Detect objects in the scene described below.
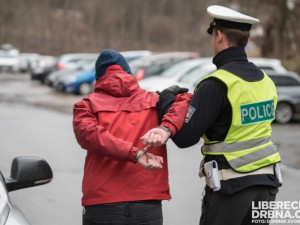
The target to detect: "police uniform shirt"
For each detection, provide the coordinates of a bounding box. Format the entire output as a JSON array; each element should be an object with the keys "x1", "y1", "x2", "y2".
[{"x1": 158, "y1": 47, "x2": 281, "y2": 194}]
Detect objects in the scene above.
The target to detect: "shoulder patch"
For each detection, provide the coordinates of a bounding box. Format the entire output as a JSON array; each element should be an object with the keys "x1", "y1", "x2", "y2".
[{"x1": 185, "y1": 106, "x2": 196, "y2": 123}]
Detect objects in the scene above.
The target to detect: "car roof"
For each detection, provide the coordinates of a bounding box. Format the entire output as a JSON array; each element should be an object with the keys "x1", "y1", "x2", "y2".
[
  {"x1": 266, "y1": 71, "x2": 300, "y2": 80},
  {"x1": 249, "y1": 57, "x2": 288, "y2": 73},
  {"x1": 129, "y1": 51, "x2": 200, "y2": 65},
  {"x1": 58, "y1": 53, "x2": 98, "y2": 62},
  {"x1": 158, "y1": 57, "x2": 213, "y2": 76},
  {"x1": 138, "y1": 58, "x2": 214, "y2": 84}
]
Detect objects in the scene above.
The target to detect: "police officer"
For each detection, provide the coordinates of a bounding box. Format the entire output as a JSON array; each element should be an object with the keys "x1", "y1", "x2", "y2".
[{"x1": 141, "y1": 5, "x2": 282, "y2": 225}]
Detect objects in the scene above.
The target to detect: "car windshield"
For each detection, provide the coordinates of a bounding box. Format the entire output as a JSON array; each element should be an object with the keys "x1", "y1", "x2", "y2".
[
  {"x1": 81, "y1": 61, "x2": 95, "y2": 71},
  {"x1": 0, "y1": 54, "x2": 16, "y2": 58},
  {"x1": 179, "y1": 66, "x2": 213, "y2": 83},
  {"x1": 129, "y1": 61, "x2": 146, "y2": 75},
  {"x1": 76, "y1": 59, "x2": 95, "y2": 70},
  {"x1": 160, "y1": 62, "x2": 191, "y2": 78}
]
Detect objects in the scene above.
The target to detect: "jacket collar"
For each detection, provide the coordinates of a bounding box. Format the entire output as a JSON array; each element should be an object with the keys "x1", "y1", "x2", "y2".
[
  {"x1": 213, "y1": 47, "x2": 248, "y2": 69},
  {"x1": 94, "y1": 65, "x2": 141, "y2": 97}
]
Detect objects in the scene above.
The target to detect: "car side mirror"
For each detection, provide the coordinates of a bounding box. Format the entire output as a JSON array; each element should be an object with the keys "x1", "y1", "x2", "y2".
[{"x1": 5, "y1": 156, "x2": 53, "y2": 192}]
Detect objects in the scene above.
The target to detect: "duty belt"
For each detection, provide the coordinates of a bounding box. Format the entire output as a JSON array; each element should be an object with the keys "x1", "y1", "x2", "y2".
[{"x1": 199, "y1": 164, "x2": 275, "y2": 181}]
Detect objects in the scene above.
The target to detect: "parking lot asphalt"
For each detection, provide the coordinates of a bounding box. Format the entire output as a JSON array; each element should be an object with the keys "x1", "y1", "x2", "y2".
[
  {"x1": 1, "y1": 73, "x2": 300, "y2": 225},
  {"x1": 1, "y1": 72, "x2": 300, "y2": 169},
  {"x1": 0, "y1": 73, "x2": 82, "y2": 114}
]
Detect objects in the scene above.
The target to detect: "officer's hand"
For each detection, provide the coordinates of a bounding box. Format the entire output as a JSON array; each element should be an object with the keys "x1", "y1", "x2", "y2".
[
  {"x1": 158, "y1": 85, "x2": 189, "y2": 95},
  {"x1": 138, "y1": 152, "x2": 163, "y2": 170}
]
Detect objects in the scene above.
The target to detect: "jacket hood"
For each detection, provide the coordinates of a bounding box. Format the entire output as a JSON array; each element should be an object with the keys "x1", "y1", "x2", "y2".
[
  {"x1": 89, "y1": 65, "x2": 158, "y2": 112},
  {"x1": 95, "y1": 65, "x2": 140, "y2": 97}
]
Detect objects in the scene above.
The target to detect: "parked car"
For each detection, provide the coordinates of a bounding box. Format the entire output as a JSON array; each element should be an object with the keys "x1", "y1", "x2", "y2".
[
  {"x1": 46, "y1": 57, "x2": 96, "y2": 87},
  {"x1": 129, "y1": 51, "x2": 200, "y2": 81},
  {"x1": 30, "y1": 55, "x2": 57, "y2": 83},
  {"x1": 0, "y1": 156, "x2": 53, "y2": 225},
  {"x1": 268, "y1": 71, "x2": 300, "y2": 123},
  {"x1": 121, "y1": 50, "x2": 152, "y2": 62},
  {"x1": 19, "y1": 53, "x2": 41, "y2": 73},
  {"x1": 31, "y1": 53, "x2": 97, "y2": 84},
  {"x1": 0, "y1": 44, "x2": 20, "y2": 73},
  {"x1": 138, "y1": 58, "x2": 214, "y2": 93},
  {"x1": 55, "y1": 53, "x2": 98, "y2": 70},
  {"x1": 139, "y1": 57, "x2": 290, "y2": 93},
  {"x1": 55, "y1": 64, "x2": 95, "y2": 95},
  {"x1": 53, "y1": 51, "x2": 147, "y2": 72},
  {"x1": 250, "y1": 57, "x2": 288, "y2": 73},
  {"x1": 55, "y1": 51, "x2": 150, "y2": 95}
]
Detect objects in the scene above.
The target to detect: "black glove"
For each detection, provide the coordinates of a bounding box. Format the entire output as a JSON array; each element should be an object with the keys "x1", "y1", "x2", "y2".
[
  {"x1": 157, "y1": 85, "x2": 189, "y2": 95},
  {"x1": 156, "y1": 85, "x2": 188, "y2": 121}
]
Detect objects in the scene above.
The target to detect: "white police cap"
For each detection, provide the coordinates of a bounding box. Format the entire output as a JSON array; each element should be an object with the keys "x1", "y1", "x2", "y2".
[{"x1": 207, "y1": 5, "x2": 259, "y2": 34}]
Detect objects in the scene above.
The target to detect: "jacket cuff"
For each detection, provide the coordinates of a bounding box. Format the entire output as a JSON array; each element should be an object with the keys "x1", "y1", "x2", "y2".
[
  {"x1": 128, "y1": 147, "x2": 139, "y2": 163},
  {"x1": 160, "y1": 121, "x2": 177, "y2": 137}
]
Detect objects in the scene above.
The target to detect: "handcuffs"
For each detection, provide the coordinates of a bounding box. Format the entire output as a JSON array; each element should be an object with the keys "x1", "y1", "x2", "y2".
[{"x1": 135, "y1": 145, "x2": 151, "y2": 162}]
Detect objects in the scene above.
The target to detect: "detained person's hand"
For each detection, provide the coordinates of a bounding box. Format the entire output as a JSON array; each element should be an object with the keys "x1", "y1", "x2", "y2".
[
  {"x1": 140, "y1": 127, "x2": 170, "y2": 147},
  {"x1": 138, "y1": 152, "x2": 164, "y2": 170}
]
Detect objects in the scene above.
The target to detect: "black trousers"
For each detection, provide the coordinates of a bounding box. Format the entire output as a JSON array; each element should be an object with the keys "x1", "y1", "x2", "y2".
[
  {"x1": 200, "y1": 185, "x2": 278, "y2": 225},
  {"x1": 83, "y1": 200, "x2": 163, "y2": 225}
]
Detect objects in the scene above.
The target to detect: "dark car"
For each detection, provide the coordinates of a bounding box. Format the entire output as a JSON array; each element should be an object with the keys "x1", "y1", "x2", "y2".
[
  {"x1": 29, "y1": 55, "x2": 57, "y2": 83},
  {"x1": 129, "y1": 51, "x2": 200, "y2": 81},
  {"x1": 0, "y1": 156, "x2": 53, "y2": 224},
  {"x1": 46, "y1": 57, "x2": 96, "y2": 87},
  {"x1": 268, "y1": 71, "x2": 300, "y2": 123},
  {"x1": 31, "y1": 53, "x2": 98, "y2": 84}
]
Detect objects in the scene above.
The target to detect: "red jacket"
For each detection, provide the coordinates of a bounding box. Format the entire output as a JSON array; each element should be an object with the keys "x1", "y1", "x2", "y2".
[{"x1": 73, "y1": 65, "x2": 190, "y2": 206}]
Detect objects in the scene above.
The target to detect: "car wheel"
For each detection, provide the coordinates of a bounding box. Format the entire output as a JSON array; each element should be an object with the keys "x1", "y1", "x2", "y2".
[
  {"x1": 275, "y1": 102, "x2": 293, "y2": 124},
  {"x1": 78, "y1": 82, "x2": 92, "y2": 95}
]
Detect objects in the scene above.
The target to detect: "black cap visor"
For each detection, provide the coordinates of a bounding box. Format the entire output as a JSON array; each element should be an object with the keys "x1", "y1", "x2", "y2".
[{"x1": 207, "y1": 19, "x2": 252, "y2": 35}]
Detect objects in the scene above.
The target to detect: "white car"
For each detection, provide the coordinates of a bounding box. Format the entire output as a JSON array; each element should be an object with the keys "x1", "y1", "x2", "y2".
[
  {"x1": 56, "y1": 53, "x2": 98, "y2": 70},
  {"x1": 138, "y1": 57, "x2": 289, "y2": 93},
  {"x1": 138, "y1": 58, "x2": 214, "y2": 93},
  {"x1": 19, "y1": 53, "x2": 41, "y2": 73},
  {"x1": 0, "y1": 156, "x2": 52, "y2": 225},
  {"x1": 0, "y1": 48, "x2": 20, "y2": 73},
  {"x1": 250, "y1": 57, "x2": 287, "y2": 73}
]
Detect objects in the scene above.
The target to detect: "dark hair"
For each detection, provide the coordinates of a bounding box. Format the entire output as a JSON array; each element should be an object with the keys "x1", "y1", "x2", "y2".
[{"x1": 215, "y1": 25, "x2": 250, "y2": 47}]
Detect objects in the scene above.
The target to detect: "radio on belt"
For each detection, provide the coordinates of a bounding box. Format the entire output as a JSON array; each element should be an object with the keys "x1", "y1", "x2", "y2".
[{"x1": 204, "y1": 160, "x2": 221, "y2": 191}]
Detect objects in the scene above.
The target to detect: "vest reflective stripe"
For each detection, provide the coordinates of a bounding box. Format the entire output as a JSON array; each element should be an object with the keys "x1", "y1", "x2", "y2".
[
  {"x1": 203, "y1": 136, "x2": 270, "y2": 153},
  {"x1": 228, "y1": 144, "x2": 278, "y2": 169},
  {"x1": 201, "y1": 69, "x2": 281, "y2": 172}
]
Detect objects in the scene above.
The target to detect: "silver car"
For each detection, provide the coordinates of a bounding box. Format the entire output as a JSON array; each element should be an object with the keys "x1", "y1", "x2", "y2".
[
  {"x1": 0, "y1": 156, "x2": 53, "y2": 225},
  {"x1": 268, "y1": 71, "x2": 300, "y2": 123}
]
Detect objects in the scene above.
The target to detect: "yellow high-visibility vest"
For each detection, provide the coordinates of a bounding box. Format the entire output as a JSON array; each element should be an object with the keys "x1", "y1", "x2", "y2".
[{"x1": 200, "y1": 69, "x2": 281, "y2": 172}]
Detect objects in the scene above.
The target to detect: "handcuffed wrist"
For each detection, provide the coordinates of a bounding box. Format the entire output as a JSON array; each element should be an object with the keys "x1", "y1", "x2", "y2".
[
  {"x1": 135, "y1": 149, "x2": 145, "y2": 163},
  {"x1": 156, "y1": 125, "x2": 172, "y2": 137}
]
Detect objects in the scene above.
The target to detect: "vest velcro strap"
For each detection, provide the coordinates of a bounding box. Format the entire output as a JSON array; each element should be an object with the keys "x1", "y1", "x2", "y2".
[{"x1": 203, "y1": 136, "x2": 271, "y2": 153}]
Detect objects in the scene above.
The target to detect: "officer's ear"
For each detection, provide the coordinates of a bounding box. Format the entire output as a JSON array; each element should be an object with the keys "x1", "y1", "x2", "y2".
[
  {"x1": 215, "y1": 28, "x2": 221, "y2": 37},
  {"x1": 215, "y1": 29, "x2": 226, "y2": 42}
]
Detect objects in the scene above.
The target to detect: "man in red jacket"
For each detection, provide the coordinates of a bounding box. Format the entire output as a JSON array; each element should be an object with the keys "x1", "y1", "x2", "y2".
[{"x1": 73, "y1": 50, "x2": 190, "y2": 225}]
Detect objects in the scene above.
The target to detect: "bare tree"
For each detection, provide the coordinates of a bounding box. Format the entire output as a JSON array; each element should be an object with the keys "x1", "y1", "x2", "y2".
[{"x1": 0, "y1": 0, "x2": 299, "y2": 73}]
